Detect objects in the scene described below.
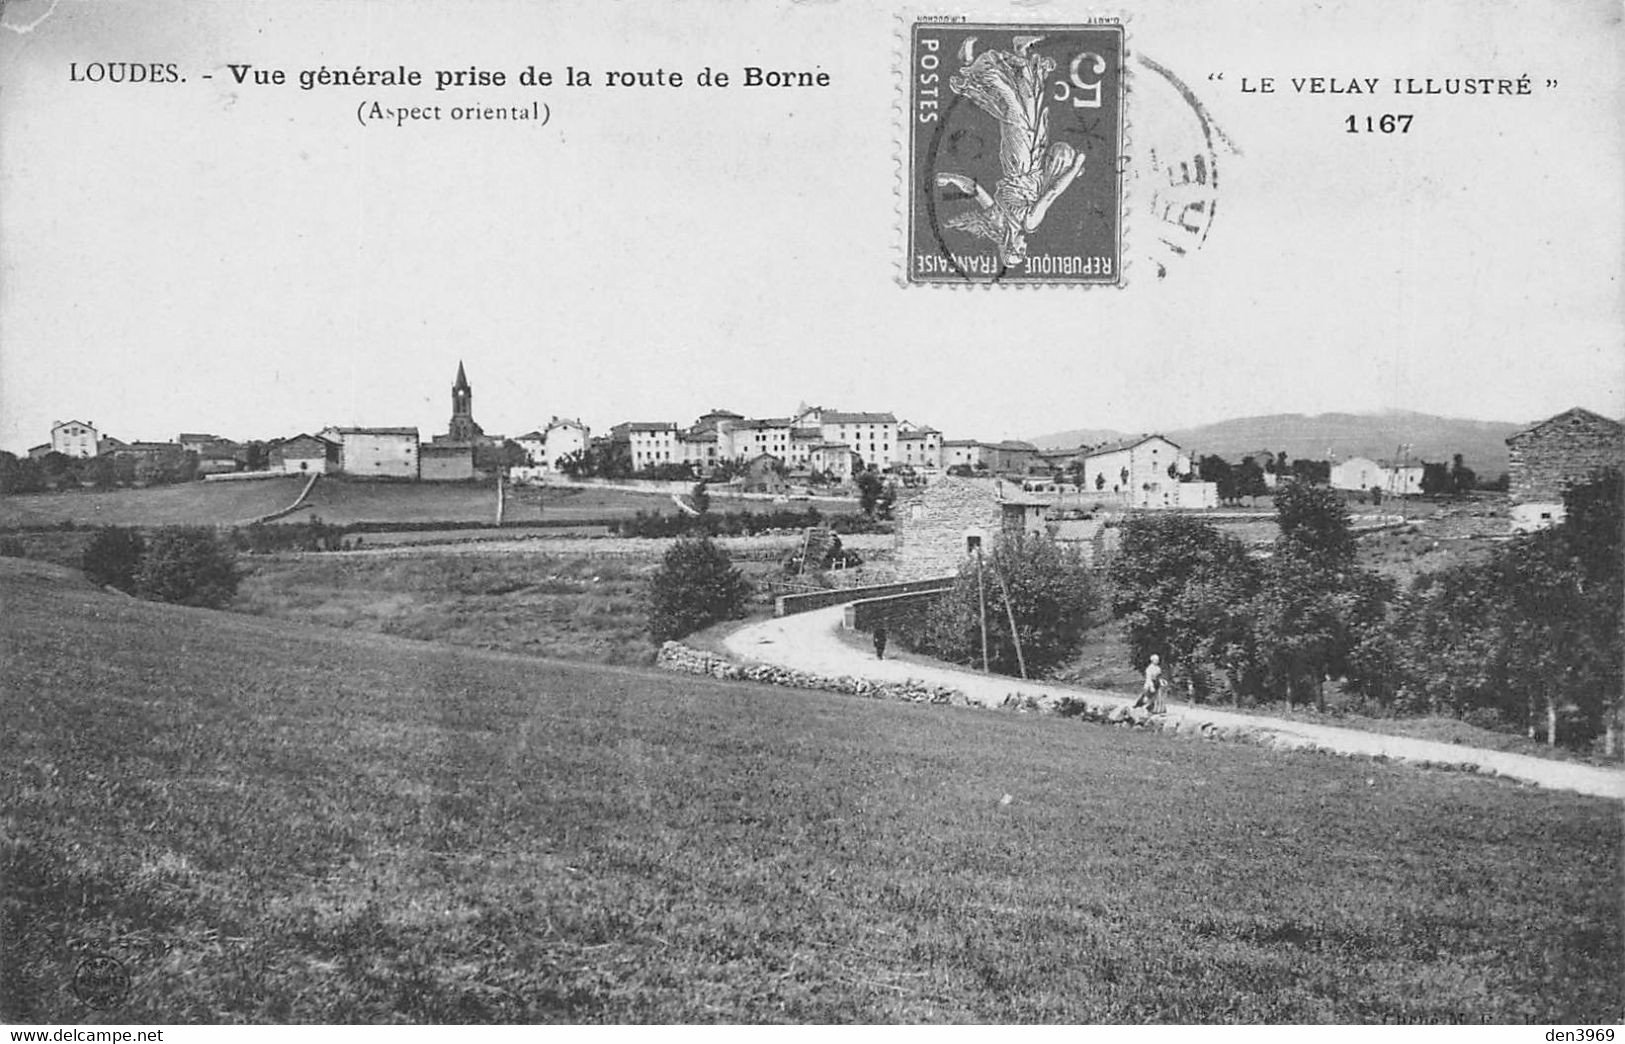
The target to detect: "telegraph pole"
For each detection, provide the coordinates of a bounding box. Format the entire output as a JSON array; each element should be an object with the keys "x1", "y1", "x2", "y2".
[
  {"x1": 975, "y1": 544, "x2": 991, "y2": 674},
  {"x1": 989, "y1": 550, "x2": 1029, "y2": 680}
]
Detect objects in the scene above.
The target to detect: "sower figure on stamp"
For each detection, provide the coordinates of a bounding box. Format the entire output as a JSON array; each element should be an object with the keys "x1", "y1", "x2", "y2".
[
  {"x1": 873, "y1": 624, "x2": 889, "y2": 661},
  {"x1": 934, "y1": 40, "x2": 1089, "y2": 266}
]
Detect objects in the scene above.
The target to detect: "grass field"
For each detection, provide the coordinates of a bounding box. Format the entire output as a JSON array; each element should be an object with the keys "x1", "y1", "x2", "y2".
[
  {"x1": 2, "y1": 558, "x2": 1619, "y2": 1023},
  {"x1": 0, "y1": 478, "x2": 306, "y2": 528},
  {"x1": 233, "y1": 552, "x2": 656, "y2": 665}
]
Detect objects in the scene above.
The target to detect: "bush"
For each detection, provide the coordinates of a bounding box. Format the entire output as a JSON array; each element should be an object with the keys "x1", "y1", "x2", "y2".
[
  {"x1": 0, "y1": 536, "x2": 25, "y2": 558},
  {"x1": 135, "y1": 527, "x2": 240, "y2": 608},
  {"x1": 81, "y1": 527, "x2": 146, "y2": 593},
  {"x1": 920, "y1": 534, "x2": 1098, "y2": 678},
  {"x1": 647, "y1": 537, "x2": 751, "y2": 643}
]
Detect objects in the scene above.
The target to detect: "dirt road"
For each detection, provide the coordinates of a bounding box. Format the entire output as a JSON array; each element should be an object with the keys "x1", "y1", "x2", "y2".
[{"x1": 725, "y1": 606, "x2": 1625, "y2": 801}]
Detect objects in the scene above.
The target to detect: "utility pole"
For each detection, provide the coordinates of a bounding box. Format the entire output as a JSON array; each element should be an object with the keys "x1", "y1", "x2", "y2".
[
  {"x1": 989, "y1": 550, "x2": 1029, "y2": 680},
  {"x1": 974, "y1": 544, "x2": 991, "y2": 674}
]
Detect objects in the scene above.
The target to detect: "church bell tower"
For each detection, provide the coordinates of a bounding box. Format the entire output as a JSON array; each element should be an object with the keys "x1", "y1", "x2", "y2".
[{"x1": 448, "y1": 360, "x2": 484, "y2": 442}]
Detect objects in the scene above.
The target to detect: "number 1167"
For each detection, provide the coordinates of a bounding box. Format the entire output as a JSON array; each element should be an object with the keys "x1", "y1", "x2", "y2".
[{"x1": 1347, "y1": 114, "x2": 1414, "y2": 133}]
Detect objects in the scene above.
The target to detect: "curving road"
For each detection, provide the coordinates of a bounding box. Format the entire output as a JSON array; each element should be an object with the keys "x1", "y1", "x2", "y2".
[{"x1": 725, "y1": 605, "x2": 1625, "y2": 801}]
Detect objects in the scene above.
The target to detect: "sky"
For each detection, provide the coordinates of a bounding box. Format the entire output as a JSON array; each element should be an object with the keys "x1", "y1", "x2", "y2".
[{"x1": 1, "y1": 0, "x2": 1621, "y2": 454}]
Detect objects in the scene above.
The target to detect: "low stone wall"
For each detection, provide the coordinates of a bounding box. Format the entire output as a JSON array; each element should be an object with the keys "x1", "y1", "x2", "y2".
[
  {"x1": 656, "y1": 641, "x2": 964, "y2": 705},
  {"x1": 843, "y1": 589, "x2": 950, "y2": 633},
  {"x1": 776, "y1": 576, "x2": 954, "y2": 617}
]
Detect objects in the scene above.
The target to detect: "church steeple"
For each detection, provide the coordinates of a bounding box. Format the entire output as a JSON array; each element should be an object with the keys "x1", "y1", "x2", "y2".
[{"x1": 448, "y1": 360, "x2": 483, "y2": 442}]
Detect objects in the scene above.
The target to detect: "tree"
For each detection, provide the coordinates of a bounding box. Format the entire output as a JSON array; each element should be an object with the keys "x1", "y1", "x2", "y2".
[
  {"x1": 1108, "y1": 513, "x2": 1261, "y2": 701},
  {"x1": 646, "y1": 537, "x2": 751, "y2": 643},
  {"x1": 134, "y1": 527, "x2": 239, "y2": 608},
  {"x1": 1273, "y1": 478, "x2": 1355, "y2": 567},
  {"x1": 1197, "y1": 455, "x2": 1237, "y2": 503},
  {"x1": 1235, "y1": 456, "x2": 1268, "y2": 503},
  {"x1": 1449, "y1": 453, "x2": 1477, "y2": 496},
  {"x1": 1420, "y1": 461, "x2": 1451, "y2": 496},
  {"x1": 82, "y1": 526, "x2": 146, "y2": 593},
  {"x1": 690, "y1": 480, "x2": 711, "y2": 514},
  {"x1": 921, "y1": 534, "x2": 1098, "y2": 677},
  {"x1": 1291, "y1": 458, "x2": 1331, "y2": 485},
  {"x1": 856, "y1": 468, "x2": 886, "y2": 518},
  {"x1": 1387, "y1": 470, "x2": 1621, "y2": 751}
]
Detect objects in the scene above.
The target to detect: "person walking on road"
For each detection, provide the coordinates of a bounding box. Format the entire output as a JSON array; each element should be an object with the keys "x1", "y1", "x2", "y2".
[
  {"x1": 873, "y1": 624, "x2": 889, "y2": 660},
  {"x1": 1139, "y1": 654, "x2": 1166, "y2": 714}
]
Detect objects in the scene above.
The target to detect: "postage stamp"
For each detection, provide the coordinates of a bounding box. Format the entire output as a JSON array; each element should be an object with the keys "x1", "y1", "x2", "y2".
[{"x1": 905, "y1": 19, "x2": 1126, "y2": 286}]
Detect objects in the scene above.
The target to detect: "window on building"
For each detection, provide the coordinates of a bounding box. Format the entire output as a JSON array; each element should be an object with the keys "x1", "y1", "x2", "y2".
[{"x1": 966, "y1": 534, "x2": 982, "y2": 554}]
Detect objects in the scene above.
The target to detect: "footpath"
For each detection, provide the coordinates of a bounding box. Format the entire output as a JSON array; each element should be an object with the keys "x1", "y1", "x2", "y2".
[{"x1": 723, "y1": 605, "x2": 1625, "y2": 801}]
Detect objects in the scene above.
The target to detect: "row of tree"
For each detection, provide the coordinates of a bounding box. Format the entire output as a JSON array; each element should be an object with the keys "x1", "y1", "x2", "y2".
[
  {"x1": 1, "y1": 449, "x2": 202, "y2": 493},
  {"x1": 1106, "y1": 473, "x2": 1620, "y2": 751}
]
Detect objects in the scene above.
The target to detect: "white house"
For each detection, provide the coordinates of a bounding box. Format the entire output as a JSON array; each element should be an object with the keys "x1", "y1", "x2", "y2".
[
  {"x1": 800, "y1": 410, "x2": 899, "y2": 470},
  {"x1": 328, "y1": 427, "x2": 419, "y2": 479},
  {"x1": 1082, "y1": 435, "x2": 1185, "y2": 499},
  {"x1": 614, "y1": 422, "x2": 679, "y2": 470},
  {"x1": 1330, "y1": 457, "x2": 1424, "y2": 496},
  {"x1": 542, "y1": 417, "x2": 589, "y2": 470},
  {"x1": 50, "y1": 420, "x2": 99, "y2": 458}
]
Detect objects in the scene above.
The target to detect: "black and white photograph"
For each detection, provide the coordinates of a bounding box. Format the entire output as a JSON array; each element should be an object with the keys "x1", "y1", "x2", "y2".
[{"x1": 1, "y1": 0, "x2": 1621, "y2": 1031}]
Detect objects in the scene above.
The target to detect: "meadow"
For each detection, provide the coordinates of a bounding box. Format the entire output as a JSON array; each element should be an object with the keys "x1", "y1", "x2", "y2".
[
  {"x1": 2, "y1": 558, "x2": 1619, "y2": 1023},
  {"x1": 0, "y1": 477, "x2": 306, "y2": 528}
]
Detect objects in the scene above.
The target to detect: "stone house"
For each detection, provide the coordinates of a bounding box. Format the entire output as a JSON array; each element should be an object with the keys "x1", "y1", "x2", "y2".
[
  {"x1": 893, "y1": 476, "x2": 1050, "y2": 580},
  {"x1": 269, "y1": 434, "x2": 335, "y2": 475},
  {"x1": 740, "y1": 453, "x2": 789, "y2": 493},
  {"x1": 897, "y1": 425, "x2": 943, "y2": 472},
  {"x1": 1506, "y1": 406, "x2": 1625, "y2": 531},
  {"x1": 419, "y1": 442, "x2": 476, "y2": 482}
]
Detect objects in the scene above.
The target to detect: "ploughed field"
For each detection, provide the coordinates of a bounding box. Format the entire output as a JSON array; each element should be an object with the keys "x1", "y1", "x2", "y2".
[{"x1": 2, "y1": 558, "x2": 1619, "y2": 1023}]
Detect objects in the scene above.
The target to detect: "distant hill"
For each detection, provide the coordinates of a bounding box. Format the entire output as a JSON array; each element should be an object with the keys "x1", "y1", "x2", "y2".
[{"x1": 1031, "y1": 411, "x2": 1527, "y2": 475}]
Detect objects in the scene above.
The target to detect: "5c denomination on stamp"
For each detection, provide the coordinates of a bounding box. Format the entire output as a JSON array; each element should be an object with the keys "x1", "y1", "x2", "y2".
[{"x1": 907, "y1": 20, "x2": 1125, "y2": 286}]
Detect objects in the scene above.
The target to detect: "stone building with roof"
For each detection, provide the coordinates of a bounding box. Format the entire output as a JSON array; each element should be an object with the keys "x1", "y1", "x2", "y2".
[
  {"x1": 1506, "y1": 406, "x2": 1625, "y2": 531},
  {"x1": 893, "y1": 476, "x2": 1051, "y2": 580}
]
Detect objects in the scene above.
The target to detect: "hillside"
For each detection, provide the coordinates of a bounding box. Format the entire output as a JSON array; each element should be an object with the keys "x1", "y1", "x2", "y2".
[
  {"x1": 1032, "y1": 411, "x2": 1527, "y2": 474},
  {"x1": 2, "y1": 560, "x2": 1619, "y2": 1023}
]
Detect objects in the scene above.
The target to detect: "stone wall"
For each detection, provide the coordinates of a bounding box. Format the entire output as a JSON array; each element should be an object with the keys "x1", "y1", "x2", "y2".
[
  {"x1": 842, "y1": 589, "x2": 951, "y2": 633},
  {"x1": 655, "y1": 641, "x2": 965, "y2": 705},
  {"x1": 776, "y1": 576, "x2": 954, "y2": 617},
  {"x1": 1507, "y1": 408, "x2": 1624, "y2": 505}
]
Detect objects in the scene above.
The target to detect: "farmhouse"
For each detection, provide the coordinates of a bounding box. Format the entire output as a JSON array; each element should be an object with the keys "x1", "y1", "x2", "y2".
[
  {"x1": 1330, "y1": 456, "x2": 1424, "y2": 496},
  {"x1": 1082, "y1": 435, "x2": 1187, "y2": 500},
  {"x1": 50, "y1": 420, "x2": 98, "y2": 458},
  {"x1": 419, "y1": 442, "x2": 476, "y2": 482},
  {"x1": 897, "y1": 424, "x2": 943, "y2": 472},
  {"x1": 1506, "y1": 406, "x2": 1625, "y2": 530},
  {"x1": 268, "y1": 434, "x2": 335, "y2": 475},
  {"x1": 326, "y1": 427, "x2": 420, "y2": 479},
  {"x1": 893, "y1": 476, "x2": 1050, "y2": 580}
]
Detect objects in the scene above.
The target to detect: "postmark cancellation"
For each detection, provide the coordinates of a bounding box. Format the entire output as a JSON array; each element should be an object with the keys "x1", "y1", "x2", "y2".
[{"x1": 905, "y1": 19, "x2": 1126, "y2": 286}]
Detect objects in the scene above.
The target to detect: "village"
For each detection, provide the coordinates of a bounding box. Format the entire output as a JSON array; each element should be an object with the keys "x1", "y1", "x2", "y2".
[{"x1": 15, "y1": 361, "x2": 1619, "y2": 540}]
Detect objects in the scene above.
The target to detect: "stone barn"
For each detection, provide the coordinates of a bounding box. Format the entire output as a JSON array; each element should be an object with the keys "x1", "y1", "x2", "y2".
[
  {"x1": 1506, "y1": 407, "x2": 1624, "y2": 531},
  {"x1": 893, "y1": 476, "x2": 1049, "y2": 581}
]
